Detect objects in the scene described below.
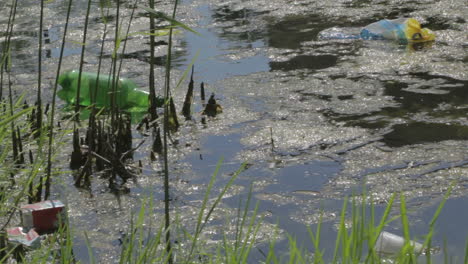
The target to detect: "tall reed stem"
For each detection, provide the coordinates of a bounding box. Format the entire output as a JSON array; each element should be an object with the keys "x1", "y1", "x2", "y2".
[
  {"x1": 0, "y1": 0, "x2": 18, "y2": 99},
  {"x1": 162, "y1": 1, "x2": 180, "y2": 263},
  {"x1": 0, "y1": 0, "x2": 16, "y2": 104},
  {"x1": 117, "y1": 0, "x2": 138, "y2": 82},
  {"x1": 84, "y1": 0, "x2": 110, "y2": 182},
  {"x1": 35, "y1": 0, "x2": 44, "y2": 137},
  {"x1": 110, "y1": 0, "x2": 120, "y2": 126},
  {"x1": 45, "y1": 0, "x2": 73, "y2": 200},
  {"x1": 148, "y1": 0, "x2": 158, "y2": 122},
  {"x1": 74, "y1": 0, "x2": 93, "y2": 121},
  {"x1": 3, "y1": 0, "x2": 18, "y2": 165}
]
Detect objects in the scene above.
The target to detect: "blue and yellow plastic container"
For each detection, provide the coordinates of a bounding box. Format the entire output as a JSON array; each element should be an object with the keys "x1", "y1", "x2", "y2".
[
  {"x1": 318, "y1": 18, "x2": 435, "y2": 43},
  {"x1": 360, "y1": 18, "x2": 435, "y2": 43}
]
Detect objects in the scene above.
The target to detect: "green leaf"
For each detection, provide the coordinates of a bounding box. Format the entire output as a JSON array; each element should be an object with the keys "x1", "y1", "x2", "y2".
[
  {"x1": 67, "y1": 40, "x2": 87, "y2": 46},
  {"x1": 139, "y1": 6, "x2": 201, "y2": 36},
  {"x1": 0, "y1": 107, "x2": 32, "y2": 128},
  {"x1": 128, "y1": 29, "x2": 174, "y2": 37},
  {"x1": 175, "y1": 50, "x2": 200, "y2": 90}
]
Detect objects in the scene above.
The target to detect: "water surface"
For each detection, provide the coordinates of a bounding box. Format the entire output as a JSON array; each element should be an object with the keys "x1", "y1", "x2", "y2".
[{"x1": 1, "y1": 0, "x2": 467, "y2": 262}]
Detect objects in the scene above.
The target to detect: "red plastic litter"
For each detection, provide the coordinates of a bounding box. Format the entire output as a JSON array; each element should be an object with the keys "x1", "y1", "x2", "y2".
[
  {"x1": 6, "y1": 227, "x2": 40, "y2": 249},
  {"x1": 21, "y1": 200, "x2": 66, "y2": 234}
]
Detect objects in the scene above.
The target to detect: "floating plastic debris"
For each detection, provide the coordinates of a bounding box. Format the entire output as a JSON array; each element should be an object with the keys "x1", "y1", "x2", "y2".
[
  {"x1": 361, "y1": 18, "x2": 435, "y2": 42},
  {"x1": 319, "y1": 18, "x2": 435, "y2": 44},
  {"x1": 6, "y1": 227, "x2": 41, "y2": 249},
  {"x1": 58, "y1": 70, "x2": 163, "y2": 112},
  {"x1": 375, "y1": 231, "x2": 424, "y2": 255},
  {"x1": 20, "y1": 200, "x2": 66, "y2": 234}
]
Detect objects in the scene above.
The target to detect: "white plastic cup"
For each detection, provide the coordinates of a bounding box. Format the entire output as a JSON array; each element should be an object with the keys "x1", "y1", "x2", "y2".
[{"x1": 375, "y1": 231, "x2": 424, "y2": 255}]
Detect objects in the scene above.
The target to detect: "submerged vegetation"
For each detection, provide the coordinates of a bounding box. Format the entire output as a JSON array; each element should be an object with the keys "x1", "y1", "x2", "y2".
[{"x1": 0, "y1": 0, "x2": 467, "y2": 263}]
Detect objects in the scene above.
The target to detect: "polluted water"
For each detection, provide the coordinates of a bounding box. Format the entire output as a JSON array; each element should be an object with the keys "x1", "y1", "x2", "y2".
[{"x1": 0, "y1": 0, "x2": 467, "y2": 262}]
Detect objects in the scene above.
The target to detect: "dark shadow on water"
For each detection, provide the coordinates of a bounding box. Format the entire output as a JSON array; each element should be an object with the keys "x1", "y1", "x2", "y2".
[
  {"x1": 211, "y1": 5, "x2": 267, "y2": 44},
  {"x1": 264, "y1": 14, "x2": 381, "y2": 50},
  {"x1": 424, "y1": 16, "x2": 455, "y2": 30},
  {"x1": 383, "y1": 122, "x2": 468, "y2": 147},
  {"x1": 324, "y1": 73, "x2": 468, "y2": 147},
  {"x1": 269, "y1": 54, "x2": 338, "y2": 71},
  {"x1": 266, "y1": 15, "x2": 334, "y2": 49},
  {"x1": 383, "y1": 76, "x2": 468, "y2": 116},
  {"x1": 212, "y1": 5, "x2": 269, "y2": 25}
]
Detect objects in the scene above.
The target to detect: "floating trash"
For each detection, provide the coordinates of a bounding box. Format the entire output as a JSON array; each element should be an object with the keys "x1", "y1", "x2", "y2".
[
  {"x1": 6, "y1": 227, "x2": 41, "y2": 249},
  {"x1": 375, "y1": 231, "x2": 424, "y2": 255},
  {"x1": 20, "y1": 200, "x2": 66, "y2": 234},
  {"x1": 319, "y1": 18, "x2": 435, "y2": 44},
  {"x1": 58, "y1": 70, "x2": 163, "y2": 112},
  {"x1": 361, "y1": 18, "x2": 435, "y2": 42}
]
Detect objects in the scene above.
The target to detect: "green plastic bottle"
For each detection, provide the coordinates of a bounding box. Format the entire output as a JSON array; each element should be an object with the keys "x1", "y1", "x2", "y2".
[{"x1": 58, "y1": 70, "x2": 161, "y2": 112}]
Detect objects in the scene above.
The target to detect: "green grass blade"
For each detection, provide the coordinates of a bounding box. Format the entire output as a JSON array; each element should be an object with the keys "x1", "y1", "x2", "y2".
[
  {"x1": 308, "y1": 212, "x2": 324, "y2": 264},
  {"x1": 464, "y1": 235, "x2": 468, "y2": 264},
  {"x1": 175, "y1": 50, "x2": 200, "y2": 91},
  {"x1": 423, "y1": 184, "x2": 453, "y2": 262},
  {"x1": 365, "y1": 193, "x2": 396, "y2": 263},
  {"x1": 236, "y1": 183, "x2": 253, "y2": 254},
  {"x1": 186, "y1": 158, "x2": 224, "y2": 262},
  {"x1": 239, "y1": 201, "x2": 260, "y2": 262},
  {"x1": 0, "y1": 107, "x2": 32, "y2": 128},
  {"x1": 201, "y1": 162, "x2": 247, "y2": 232},
  {"x1": 332, "y1": 197, "x2": 348, "y2": 264},
  {"x1": 139, "y1": 6, "x2": 200, "y2": 36},
  {"x1": 84, "y1": 231, "x2": 96, "y2": 264}
]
